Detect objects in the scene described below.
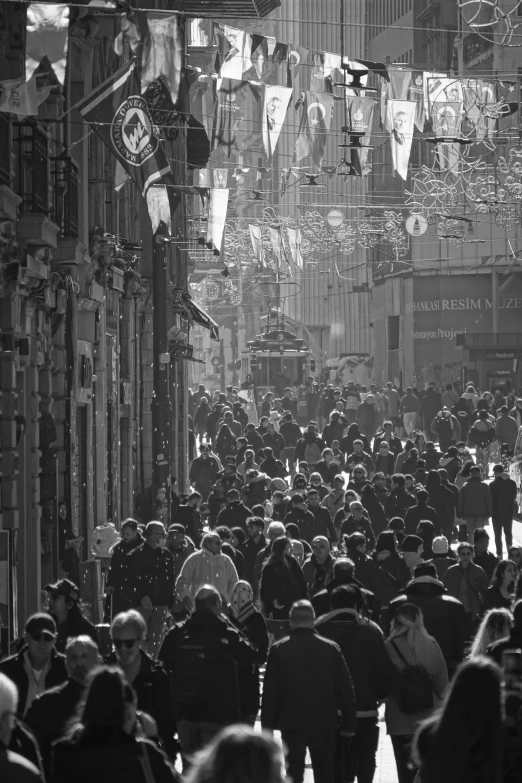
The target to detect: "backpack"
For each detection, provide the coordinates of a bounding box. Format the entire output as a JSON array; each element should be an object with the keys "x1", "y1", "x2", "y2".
[
  {"x1": 169, "y1": 627, "x2": 227, "y2": 705},
  {"x1": 304, "y1": 440, "x2": 322, "y2": 466},
  {"x1": 390, "y1": 640, "x2": 436, "y2": 714},
  {"x1": 469, "y1": 425, "x2": 495, "y2": 449}
]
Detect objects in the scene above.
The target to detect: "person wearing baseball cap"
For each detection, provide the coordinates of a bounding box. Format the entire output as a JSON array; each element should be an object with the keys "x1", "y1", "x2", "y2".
[
  {"x1": 45, "y1": 580, "x2": 98, "y2": 654},
  {"x1": 0, "y1": 613, "x2": 66, "y2": 715},
  {"x1": 125, "y1": 521, "x2": 175, "y2": 658}
]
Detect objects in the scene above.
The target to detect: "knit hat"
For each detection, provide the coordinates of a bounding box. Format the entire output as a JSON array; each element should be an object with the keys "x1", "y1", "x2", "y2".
[
  {"x1": 270, "y1": 477, "x2": 287, "y2": 492},
  {"x1": 432, "y1": 536, "x2": 449, "y2": 555},
  {"x1": 402, "y1": 535, "x2": 423, "y2": 554}
]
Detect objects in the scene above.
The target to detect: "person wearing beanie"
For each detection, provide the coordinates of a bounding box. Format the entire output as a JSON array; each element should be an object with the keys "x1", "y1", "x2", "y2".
[
  {"x1": 385, "y1": 562, "x2": 468, "y2": 677},
  {"x1": 401, "y1": 535, "x2": 425, "y2": 576},
  {"x1": 428, "y1": 536, "x2": 456, "y2": 581}
]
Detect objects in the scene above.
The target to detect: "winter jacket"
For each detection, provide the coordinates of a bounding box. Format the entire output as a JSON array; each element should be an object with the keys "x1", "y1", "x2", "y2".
[
  {"x1": 188, "y1": 456, "x2": 220, "y2": 498},
  {"x1": 175, "y1": 548, "x2": 238, "y2": 608},
  {"x1": 294, "y1": 434, "x2": 326, "y2": 467},
  {"x1": 168, "y1": 539, "x2": 196, "y2": 614},
  {"x1": 490, "y1": 473, "x2": 518, "y2": 517},
  {"x1": 159, "y1": 608, "x2": 257, "y2": 726},
  {"x1": 307, "y1": 504, "x2": 337, "y2": 542},
  {"x1": 341, "y1": 429, "x2": 371, "y2": 457},
  {"x1": 245, "y1": 429, "x2": 265, "y2": 458},
  {"x1": 374, "y1": 453, "x2": 396, "y2": 479},
  {"x1": 345, "y1": 450, "x2": 375, "y2": 476},
  {"x1": 357, "y1": 401, "x2": 379, "y2": 437},
  {"x1": 424, "y1": 480, "x2": 455, "y2": 536},
  {"x1": 373, "y1": 433, "x2": 403, "y2": 459},
  {"x1": 420, "y1": 389, "x2": 442, "y2": 424},
  {"x1": 240, "y1": 534, "x2": 267, "y2": 587},
  {"x1": 283, "y1": 507, "x2": 317, "y2": 544},
  {"x1": 0, "y1": 743, "x2": 42, "y2": 783},
  {"x1": 313, "y1": 459, "x2": 339, "y2": 486},
  {"x1": 262, "y1": 431, "x2": 285, "y2": 459},
  {"x1": 427, "y1": 553, "x2": 457, "y2": 581},
  {"x1": 323, "y1": 488, "x2": 346, "y2": 521},
  {"x1": 400, "y1": 394, "x2": 420, "y2": 414},
  {"x1": 404, "y1": 503, "x2": 439, "y2": 536},
  {"x1": 385, "y1": 488, "x2": 417, "y2": 521},
  {"x1": 372, "y1": 552, "x2": 411, "y2": 607},
  {"x1": 0, "y1": 648, "x2": 66, "y2": 717},
  {"x1": 262, "y1": 628, "x2": 357, "y2": 734},
  {"x1": 172, "y1": 505, "x2": 202, "y2": 545},
  {"x1": 105, "y1": 649, "x2": 177, "y2": 758},
  {"x1": 215, "y1": 501, "x2": 251, "y2": 535},
  {"x1": 473, "y1": 550, "x2": 499, "y2": 581},
  {"x1": 457, "y1": 476, "x2": 492, "y2": 519},
  {"x1": 479, "y1": 584, "x2": 513, "y2": 617},
  {"x1": 260, "y1": 556, "x2": 309, "y2": 618},
  {"x1": 495, "y1": 414, "x2": 519, "y2": 451},
  {"x1": 486, "y1": 626, "x2": 522, "y2": 665},
  {"x1": 316, "y1": 610, "x2": 396, "y2": 715},
  {"x1": 386, "y1": 576, "x2": 468, "y2": 674},
  {"x1": 25, "y1": 679, "x2": 83, "y2": 774},
  {"x1": 340, "y1": 513, "x2": 376, "y2": 552},
  {"x1": 421, "y1": 447, "x2": 443, "y2": 470},
  {"x1": 193, "y1": 401, "x2": 210, "y2": 429},
  {"x1": 106, "y1": 533, "x2": 145, "y2": 613},
  {"x1": 126, "y1": 543, "x2": 175, "y2": 609},
  {"x1": 229, "y1": 610, "x2": 269, "y2": 718},
  {"x1": 322, "y1": 420, "x2": 347, "y2": 447},
  {"x1": 438, "y1": 454, "x2": 462, "y2": 483},
  {"x1": 53, "y1": 613, "x2": 99, "y2": 656},
  {"x1": 52, "y1": 735, "x2": 179, "y2": 783},
  {"x1": 443, "y1": 562, "x2": 489, "y2": 620},
  {"x1": 302, "y1": 554, "x2": 335, "y2": 595},
  {"x1": 430, "y1": 412, "x2": 461, "y2": 446},
  {"x1": 468, "y1": 419, "x2": 496, "y2": 449},
  {"x1": 279, "y1": 420, "x2": 303, "y2": 448},
  {"x1": 361, "y1": 494, "x2": 388, "y2": 537}
]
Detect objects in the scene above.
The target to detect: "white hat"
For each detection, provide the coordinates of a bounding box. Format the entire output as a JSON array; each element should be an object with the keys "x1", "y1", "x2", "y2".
[{"x1": 432, "y1": 536, "x2": 449, "y2": 555}]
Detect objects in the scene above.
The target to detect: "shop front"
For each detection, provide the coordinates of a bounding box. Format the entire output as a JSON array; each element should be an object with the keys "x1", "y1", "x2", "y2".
[{"x1": 413, "y1": 273, "x2": 522, "y2": 390}]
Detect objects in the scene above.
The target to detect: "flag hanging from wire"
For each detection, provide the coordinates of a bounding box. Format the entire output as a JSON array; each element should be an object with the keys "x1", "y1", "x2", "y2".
[
  {"x1": 294, "y1": 91, "x2": 335, "y2": 170},
  {"x1": 76, "y1": 58, "x2": 171, "y2": 197},
  {"x1": 344, "y1": 95, "x2": 375, "y2": 176},
  {"x1": 386, "y1": 99, "x2": 415, "y2": 180},
  {"x1": 249, "y1": 224, "x2": 265, "y2": 267},
  {"x1": 287, "y1": 227, "x2": 304, "y2": 271},
  {"x1": 262, "y1": 85, "x2": 292, "y2": 160},
  {"x1": 206, "y1": 188, "x2": 229, "y2": 254},
  {"x1": 26, "y1": 3, "x2": 69, "y2": 85}
]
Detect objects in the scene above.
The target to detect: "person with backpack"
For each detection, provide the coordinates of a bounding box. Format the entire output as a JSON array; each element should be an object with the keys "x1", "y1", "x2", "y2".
[
  {"x1": 457, "y1": 465, "x2": 492, "y2": 543},
  {"x1": 294, "y1": 424, "x2": 325, "y2": 471},
  {"x1": 385, "y1": 602, "x2": 448, "y2": 783},
  {"x1": 468, "y1": 410, "x2": 497, "y2": 477},
  {"x1": 159, "y1": 585, "x2": 258, "y2": 764}
]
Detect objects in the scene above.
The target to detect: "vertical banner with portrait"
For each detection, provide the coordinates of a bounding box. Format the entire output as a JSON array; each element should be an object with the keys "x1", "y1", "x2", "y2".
[
  {"x1": 262, "y1": 85, "x2": 292, "y2": 160},
  {"x1": 206, "y1": 188, "x2": 229, "y2": 252},
  {"x1": 386, "y1": 100, "x2": 416, "y2": 180}
]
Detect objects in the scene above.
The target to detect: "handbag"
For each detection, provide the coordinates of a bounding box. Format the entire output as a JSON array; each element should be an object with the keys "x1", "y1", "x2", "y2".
[{"x1": 335, "y1": 733, "x2": 356, "y2": 783}]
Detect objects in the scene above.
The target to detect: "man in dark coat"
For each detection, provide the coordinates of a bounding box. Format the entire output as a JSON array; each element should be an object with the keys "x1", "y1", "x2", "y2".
[
  {"x1": 126, "y1": 521, "x2": 175, "y2": 658},
  {"x1": 0, "y1": 614, "x2": 67, "y2": 717},
  {"x1": 307, "y1": 489, "x2": 337, "y2": 543},
  {"x1": 490, "y1": 463, "x2": 518, "y2": 557},
  {"x1": 262, "y1": 600, "x2": 356, "y2": 783},
  {"x1": 404, "y1": 488, "x2": 439, "y2": 535},
  {"x1": 24, "y1": 636, "x2": 101, "y2": 774},
  {"x1": 166, "y1": 524, "x2": 195, "y2": 618},
  {"x1": 385, "y1": 562, "x2": 468, "y2": 676},
  {"x1": 284, "y1": 494, "x2": 317, "y2": 544},
  {"x1": 108, "y1": 609, "x2": 178, "y2": 759},
  {"x1": 159, "y1": 586, "x2": 257, "y2": 762},
  {"x1": 240, "y1": 516, "x2": 267, "y2": 587},
  {"x1": 171, "y1": 493, "x2": 203, "y2": 545},
  {"x1": 215, "y1": 489, "x2": 251, "y2": 534},
  {"x1": 316, "y1": 585, "x2": 396, "y2": 783},
  {"x1": 106, "y1": 518, "x2": 144, "y2": 616},
  {"x1": 385, "y1": 474, "x2": 417, "y2": 521}
]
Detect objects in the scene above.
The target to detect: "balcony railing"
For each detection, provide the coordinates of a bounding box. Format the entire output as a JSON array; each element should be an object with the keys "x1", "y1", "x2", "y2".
[
  {"x1": 52, "y1": 155, "x2": 79, "y2": 238},
  {"x1": 0, "y1": 115, "x2": 11, "y2": 186},
  {"x1": 16, "y1": 122, "x2": 49, "y2": 214}
]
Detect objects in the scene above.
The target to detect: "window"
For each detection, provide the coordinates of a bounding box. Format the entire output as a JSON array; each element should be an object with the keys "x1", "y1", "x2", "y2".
[{"x1": 388, "y1": 316, "x2": 400, "y2": 351}]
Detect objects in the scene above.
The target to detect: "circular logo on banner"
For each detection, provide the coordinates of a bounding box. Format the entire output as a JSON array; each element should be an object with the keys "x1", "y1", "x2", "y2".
[
  {"x1": 327, "y1": 209, "x2": 344, "y2": 227},
  {"x1": 111, "y1": 96, "x2": 159, "y2": 167},
  {"x1": 211, "y1": 356, "x2": 220, "y2": 367},
  {"x1": 405, "y1": 214, "x2": 428, "y2": 236}
]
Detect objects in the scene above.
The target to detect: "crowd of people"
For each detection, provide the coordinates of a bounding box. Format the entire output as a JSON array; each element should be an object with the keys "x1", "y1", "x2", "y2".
[{"x1": 2, "y1": 379, "x2": 522, "y2": 783}]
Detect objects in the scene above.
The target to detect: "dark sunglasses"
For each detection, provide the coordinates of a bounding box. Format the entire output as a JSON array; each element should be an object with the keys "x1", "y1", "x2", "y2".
[
  {"x1": 29, "y1": 632, "x2": 55, "y2": 643},
  {"x1": 113, "y1": 638, "x2": 139, "y2": 649}
]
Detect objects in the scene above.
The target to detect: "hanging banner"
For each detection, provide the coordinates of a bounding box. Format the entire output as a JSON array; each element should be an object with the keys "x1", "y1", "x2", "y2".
[
  {"x1": 287, "y1": 226, "x2": 304, "y2": 270},
  {"x1": 26, "y1": 3, "x2": 69, "y2": 85},
  {"x1": 140, "y1": 13, "x2": 183, "y2": 106},
  {"x1": 0, "y1": 73, "x2": 51, "y2": 119},
  {"x1": 294, "y1": 91, "x2": 335, "y2": 170},
  {"x1": 220, "y1": 26, "x2": 252, "y2": 80},
  {"x1": 76, "y1": 59, "x2": 170, "y2": 197},
  {"x1": 249, "y1": 224, "x2": 265, "y2": 267},
  {"x1": 213, "y1": 78, "x2": 265, "y2": 161},
  {"x1": 268, "y1": 225, "x2": 283, "y2": 267},
  {"x1": 408, "y1": 71, "x2": 426, "y2": 131},
  {"x1": 386, "y1": 99, "x2": 416, "y2": 180},
  {"x1": 262, "y1": 85, "x2": 292, "y2": 160},
  {"x1": 206, "y1": 188, "x2": 229, "y2": 252},
  {"x1": 287, "y1": 45, "x2": 310, "y2": 86},
  {"x1": 344, "y1": 95, "x2": 375, "y2": 176},
  {"x1": 431, "y1": 101, "x2": 463, "y2": 171}
]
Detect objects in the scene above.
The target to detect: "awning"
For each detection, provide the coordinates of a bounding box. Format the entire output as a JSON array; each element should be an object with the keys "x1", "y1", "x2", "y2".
[{"x1": 182, "y1": 297, "x2": 219, "y2": 341}]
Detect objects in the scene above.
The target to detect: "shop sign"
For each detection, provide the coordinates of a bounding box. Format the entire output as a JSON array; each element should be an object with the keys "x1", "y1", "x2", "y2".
[{"x1": 485, "y1": 351, "x2": 516, "y2": 360}]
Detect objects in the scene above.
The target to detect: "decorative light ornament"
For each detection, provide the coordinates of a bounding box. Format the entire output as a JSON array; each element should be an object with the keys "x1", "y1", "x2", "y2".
[{"x1": 458, "y1": 0, "x2": 522, "y2": 47}]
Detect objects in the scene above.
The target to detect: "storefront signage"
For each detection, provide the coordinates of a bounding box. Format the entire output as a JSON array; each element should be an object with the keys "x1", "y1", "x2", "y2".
[
  {"x1": 485, "y1": 351, "x2": 516, "y2": 360},
  {"x1": 413, "y1": 297, "x2": 522, "y2": 312}
]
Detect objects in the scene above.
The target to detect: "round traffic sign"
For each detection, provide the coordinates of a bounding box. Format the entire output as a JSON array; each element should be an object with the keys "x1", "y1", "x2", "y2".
[{"x1": 405, "y1": 214, "x2": 428, "y2": 236}]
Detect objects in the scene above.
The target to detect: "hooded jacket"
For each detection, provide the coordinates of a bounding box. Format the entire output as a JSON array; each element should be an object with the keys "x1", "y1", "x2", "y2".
[
  {"x1": 387, "y1": 575, "x2": 468, "y2": 675},
  {"x1": 315, "y1": 610, "x2": 396, "y2": 715},
  {"x1": 175, "y1": 547, "x2": 238, "y2": 607},
  {"x1": 457, "y1": 476, "x2": 492, "y2": 519}
]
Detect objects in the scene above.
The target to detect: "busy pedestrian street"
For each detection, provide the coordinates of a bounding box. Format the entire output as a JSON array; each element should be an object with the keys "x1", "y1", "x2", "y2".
[{"x1": 3, "y1": 1, "x2": 522, "y2": 782}]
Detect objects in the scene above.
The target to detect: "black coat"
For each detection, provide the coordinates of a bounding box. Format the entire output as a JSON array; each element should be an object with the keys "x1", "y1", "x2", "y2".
[
  {"x1": 424, "y1": 482, "x2": 455, "y2": 536},
  {"x1": 315, "y1": 610, "x2": 396, "y2": 713},
  {"x1": 52, "y1": 734, "x2": 179, "y2": 783},
  {"x1": 172, "y1": 505, "x2": 202, "y2": 546},
  {"x1": 340, "y1": 514, "x2": 376, "y2": 552},
  {"x1": 261, "y1": 628, "x2": 357, "y2": 734},
  {"x1": 229, "y1": 610, "x2": 269, "y2": 717},
  {"x1": 106, "y1": 534, "x2": 144, "y2": 613},
  {"x1": 260, "y1": 557, "x2": 309, "y2": 619},
  {"x1": 24, "y1": 679, "x2": 83, "y2": 774},
  {"x1": 490, "y1": 475, "x2": 518, "y2": 517},
  {"x1": 372, "y1": 553, "x2": 411, "y2": 607},
  {"x1": 283, "y1": 507, "x2": 317, "y2": 544},
  {"x1": 386, "y1": 577, "x2": 469, "y2": 675},
  {"x1": 240, "y1": 534, "x2": 267, "y2": 587},
  {"x1": 105, "y1": 650, "x2": 177, "y2": 758},
  {"x1": 0, "y1": 648, "x2": 66, "y2": 716},
  {"x1": 53, "y1": 612, "x2": 99, "y2": 655},
  {"x1": 215, "y1": 501, "x2": 252, "y2": 535},
  {"x1": 404, "y1": 503, "x2": 439, "y2": 536},
  {"x1": 385, "y1": 488, "x2": 417, "y2": 521},
  {"x1": 361, "y1": 494, "x2": 388, "y2": 537},
  {"x1": 479, "y1": 584, "x2": 513, "y2": 617},
  {"x1": 421, "y1": 448, "x2": 443, "y2": 470},
  {"x1": 487, "y1": 627, "x2": 522, "y2": 665},
  {"x1": 126, "y1": 543, "x2": 175, "y2": 608}
]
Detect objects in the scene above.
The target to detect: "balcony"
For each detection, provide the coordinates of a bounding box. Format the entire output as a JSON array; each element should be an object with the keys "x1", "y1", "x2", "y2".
[
  {"x1": 0, "y1": 115, "x2": 11, "y2": 186},
  {"x1": 173, "y1": 0, "x2": 280, "y2": 16},
  {"x1": 16, "y1": 122, "x2": 50, "y2": 215}
]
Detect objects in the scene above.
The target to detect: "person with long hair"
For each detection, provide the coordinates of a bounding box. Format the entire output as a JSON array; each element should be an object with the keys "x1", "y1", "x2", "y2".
[
  {"x1": 479, "y1": 559, "x2": 518, "y2": 616},
  {"x1": 288, "y1": 473, "x2": 308, "y2": 498},
  {"x1": 184, "y1": 725, "x2": 285, "y2": 783},
  {"x1": 412, "y1": 656, "x2": 503, "y2": 783},
  {"x1": 215, "y1": 423, "x2": 237, "y2": 465},
  {"x1": 260, "y1": 537, "x2": 308, "y2": 620},
  {"x1": 455, "y1": 459, "x2": 475, "y2": 490},
  {"x1": 467, "y1": 608, "x2": 513, "y2": 658},
  {"x1": 508, "y1": 545, "x2": 522, "y2": 598},
  {"x1": 385, "y1": 603, "x2": 448, "y2": 783},
  {"x1": 51, "y1": 666, "x2": 179, "y2": 783}
]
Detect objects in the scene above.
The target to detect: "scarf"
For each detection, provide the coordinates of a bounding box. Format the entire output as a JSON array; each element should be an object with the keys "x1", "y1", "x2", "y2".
[{"x1": 230, "y1": 580, "x2": 256, "y2": 624}]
